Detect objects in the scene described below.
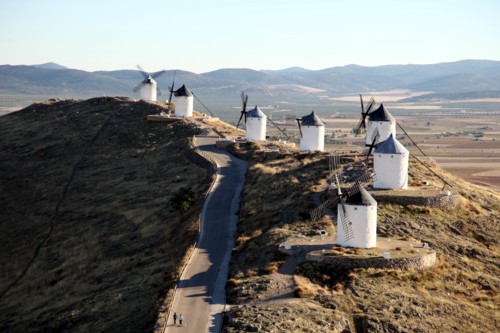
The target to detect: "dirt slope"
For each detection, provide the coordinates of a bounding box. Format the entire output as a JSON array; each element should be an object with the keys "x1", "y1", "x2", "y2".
[{"x1": 0, "y1": 98, "x2": 209, "y2": 332}]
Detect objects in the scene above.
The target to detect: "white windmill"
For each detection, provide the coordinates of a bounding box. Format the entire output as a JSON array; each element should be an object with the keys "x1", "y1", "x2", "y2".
[
  {"x1": 296, "y1": 111, "x2": 325, "y2": 152},
  {"x1": 245, "y1": 106, "x2": 267, "y2": 141},
  {"x1": 235, "y1": 92, "x2": 267, "y2": 141},
  {"x1": 365, "y1": 104, "x2": 396, "y2": 145},
  {"x1": 336, "y1": 187, "x2": 378, "y2": 248},
  {"x1": 133, "y1": 65, "x2": 166, "y2": 102},
  {"x1": 310, "y1": 166, "x2": 377, "y2": 249},
  {"x1": 355, "y1": 95, "x2": 396, "y2": 146},
  {"x1": 173, "y1": 84, "x2": 193, "y2": 117},
  {"x1": 235, "y1": 92, "x2": 291, "y2": 142},
  {"x1": 373, "y1": 134, "x2": 409, "y2": 189}
]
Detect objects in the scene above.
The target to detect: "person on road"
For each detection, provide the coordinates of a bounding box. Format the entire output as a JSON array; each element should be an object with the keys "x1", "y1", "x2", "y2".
[
  {"x1": 179, "y1": 314, "x2": 184, "y2": 326},
  {"x1": 173, "y1": 312, "x2": 178, "y2": 326}
]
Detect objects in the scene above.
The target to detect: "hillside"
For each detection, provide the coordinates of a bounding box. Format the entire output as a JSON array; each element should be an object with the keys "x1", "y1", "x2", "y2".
[
  {"x1": 222, "y1": 142, "x2": 499, "y2": 332},
  {"x1": 0, "y1": 98, "x2": 212, "y2": 332}
]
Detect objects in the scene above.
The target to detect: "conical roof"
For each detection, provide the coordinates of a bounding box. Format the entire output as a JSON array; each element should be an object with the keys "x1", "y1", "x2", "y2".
[
  {"x1": 174, "y1": 84, "x2": 192, "y2": 97},
  {"x1": 345, "y1": 187, "x2": 377, "y2": 206},
  {"x1": 301, "y1": 111, "x2": 324, "y2": 126},
  {"x1": 368, "y1": 104, "x2": 394, "y2": 122},
  {"x1": 246, "y1": 105, "x2": 266, "y2": 118},
  {"x1": 374, "y1": 134, "x2": 408, "y2": 154}
]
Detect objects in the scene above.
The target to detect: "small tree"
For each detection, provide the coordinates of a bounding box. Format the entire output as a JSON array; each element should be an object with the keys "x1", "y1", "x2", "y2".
[{"x1": 171, "y1": 187, "x2": 196, "y2": 212}]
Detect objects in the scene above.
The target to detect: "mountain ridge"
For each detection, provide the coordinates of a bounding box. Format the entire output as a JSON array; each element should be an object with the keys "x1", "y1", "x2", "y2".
[{"x1": 1, "y1": 60, "x2": 500, "y2": 101}]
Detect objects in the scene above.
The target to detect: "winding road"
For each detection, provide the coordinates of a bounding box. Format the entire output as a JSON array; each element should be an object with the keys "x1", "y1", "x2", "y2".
[{"x1": 165, "y1": 135, "x2": 247, "y2": 332}]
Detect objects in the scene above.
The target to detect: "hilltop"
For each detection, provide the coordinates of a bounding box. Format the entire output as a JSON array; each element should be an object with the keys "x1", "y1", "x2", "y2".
[{"x1": 0, "y1": 98, "x2": 212, "y2": 332}]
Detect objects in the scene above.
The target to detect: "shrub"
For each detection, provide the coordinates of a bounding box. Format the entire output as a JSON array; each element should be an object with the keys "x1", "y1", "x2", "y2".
[{"x1": 170, "y1": 187, "x2": 196, "y2": 212}]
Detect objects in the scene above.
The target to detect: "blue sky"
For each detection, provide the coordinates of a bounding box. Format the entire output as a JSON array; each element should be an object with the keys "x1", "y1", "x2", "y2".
[{"x1": 0, "y1": 0, "x2": 499, "y2": 73}]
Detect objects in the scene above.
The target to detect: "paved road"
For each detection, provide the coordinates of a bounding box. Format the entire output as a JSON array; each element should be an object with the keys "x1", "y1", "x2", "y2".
[{"x1": 165, "y1": 135, "x2": 247, "y2": 332}]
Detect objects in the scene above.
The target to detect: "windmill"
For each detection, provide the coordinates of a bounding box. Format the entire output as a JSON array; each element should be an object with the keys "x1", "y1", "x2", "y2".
[
  {"x1": 167, "y1": 70, "x2": 177, "y2": 110},
  {"x1": 173, "y1": 84, "x2": 193, "y2": 117},
  {"x1": 133, "y1": 65, "x2": 166, "y2": 102},
  {"x1": 310, "y1": 161, "x2": 377, "y2": 247},
  {"x1": 364, "y1": 103, "x2": 396, "y2": 146},
  {"x1": 354, "y1": 95, "x2": 376, "y2": 135},
  {"x1": 372, "y1": 133, "x2": 409, "y2": 189},
  {"x1": 296, "y1": 111, "x2": 325, "y2": 152}
]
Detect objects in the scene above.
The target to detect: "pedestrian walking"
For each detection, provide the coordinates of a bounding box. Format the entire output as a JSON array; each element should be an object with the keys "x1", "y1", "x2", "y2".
[
  {"x1": 173, "y1": 312, "x2": 178, "y2": 326},
  {"x1": 179, "y1": 314, "x2": 184, "y2": 326}
]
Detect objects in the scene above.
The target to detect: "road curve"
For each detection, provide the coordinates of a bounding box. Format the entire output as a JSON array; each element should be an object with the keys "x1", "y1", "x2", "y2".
[{"x1": 165, "y1": 135, "x2": 247, "y2": 332}]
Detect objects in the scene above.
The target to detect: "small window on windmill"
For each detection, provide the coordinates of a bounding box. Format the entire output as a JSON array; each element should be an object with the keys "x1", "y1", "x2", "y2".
[
  {"x1": 391, "y1": 155, "x2": 394, "y2": 158},
  {"x1": 354, "y1": 207, "x2": 358, "y2": 210}
]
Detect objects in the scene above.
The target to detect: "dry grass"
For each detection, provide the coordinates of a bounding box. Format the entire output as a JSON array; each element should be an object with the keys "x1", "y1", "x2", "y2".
[
  {"x1": 225, "y1": 133, "x2": 499, "y2": 332},
  {"x1": 0, "y1": 98, "x2": 210, "y2": 332}
]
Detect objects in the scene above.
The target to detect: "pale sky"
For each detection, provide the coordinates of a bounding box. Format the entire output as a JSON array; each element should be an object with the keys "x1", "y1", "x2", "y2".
[{"x1": 0, "y1": 0, "x2": 499, "y2": 73}]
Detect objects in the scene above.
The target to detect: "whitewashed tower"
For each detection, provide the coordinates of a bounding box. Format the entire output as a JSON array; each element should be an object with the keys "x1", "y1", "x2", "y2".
[
  {"x1": 174, "y1": 84, "x2": 193, "y2": 117},
  {"x1": 366, "y1": 104, "x2": 396, "y2": 146},
  {"x1": 373, "y1": 134, "x2": 409, "y2": 189},
  {"x1": 297, "y1": 111, "x2": 325, "y2": 151},
  {"x1": 133, "y1": 65, "x2": 166, "y2": 102},
  {"x1": 337, "y1": 188, "x2": 378, "y2": 248},
  {"x1": 245, "y1": 106, "x2": 267, "y2": 141}
]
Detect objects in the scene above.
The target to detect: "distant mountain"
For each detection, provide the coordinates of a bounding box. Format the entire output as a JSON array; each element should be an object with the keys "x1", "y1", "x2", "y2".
[
  {"x1": 33, "y1": 62, "x2": 67, "y2": 70},
  {"x1": 1, "y1": 60, "x2": 500, "y2": 101},
  {"x1": 261, "y1": 67, "x2": 311, "y2": 75}
]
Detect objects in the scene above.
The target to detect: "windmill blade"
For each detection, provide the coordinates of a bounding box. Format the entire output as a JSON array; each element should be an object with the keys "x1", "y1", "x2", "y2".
[
  {"x1": 136, "y1": 64, "x2": 149, "y2": 79},
  {"x1": 151, "y1": 69, "x2": 166, "y2": 79},
  {"x1": 241, "y1": 91, "x2": 248, "y2": 113},
  {"x1": 360, "y1": 94, "x2": 365, "y2": 113},
  {"x1": 328, "y1": 154, "x2": 340, "y2": 176},
  {"x1": 267, "y1": 117, "x2": 291, "y2": 140},
  {"x1": 236, "y1": 112, "x2": 245, "y2": 129},
  {"x1": 339, "y1": 198, "x2": 354, "y2": 241},
  {"x1": 156, "y1": 85, "x2": 162, "y2": 96},
  {"x1": 168, "y1": 71, "x2": 177, "y2": 104},
  {"x1": 310, "y1": 197, "x2": 339, "y2": 221},
  {"x1": 346, "y1": 181, "x2": 361, "y2": 197},
  {"x1": 366, "y1": 97, "x2": 376, "y2": 113},
  {"x1": 366, "y1": 128, "x2": 380, "y2": 158},
  {"x1": 346, "y1": 173, "x2": 375, "y2": 197},
  {"x1": 133, "y1": 81, "x2": 145, "y2": 93},
  {"x1": 296, "y1": 119, "x2": 303, "y2": 137},
  {"x1": 354, "y1": 113, "x2": 368, "y2": 135}
]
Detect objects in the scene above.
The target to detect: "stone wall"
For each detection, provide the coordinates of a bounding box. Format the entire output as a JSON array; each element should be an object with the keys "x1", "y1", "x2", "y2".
[
  {"x1": 305, "y1": 250, "x2": 436, "y2": 270},
  {"x1": 371, "y1": 192, "x2": 458, "y2": 209}
]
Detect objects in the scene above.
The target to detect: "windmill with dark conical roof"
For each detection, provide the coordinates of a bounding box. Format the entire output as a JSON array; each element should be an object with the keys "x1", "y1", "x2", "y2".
[
  {"x1": 373, "y1": 133, "x2": 409, "y2": 189},
  {"x1": 174, "y1": 84, "x2": 193, "y2": 117},
  {"x1": 365, "y1": 104, "x2": 396, "y2": 146},
  {"x1": 296, "y1": 111, "x2": 325, "y2": 151},
  {"x1": 245, "y1": 105, "x2": 267, "y2": 141},
  {"x1": 336, "y1": 186, "x2": 378, "y2": 248}
]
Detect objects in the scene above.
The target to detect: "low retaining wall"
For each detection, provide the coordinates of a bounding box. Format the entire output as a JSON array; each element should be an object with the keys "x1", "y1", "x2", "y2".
[
  {"x1": 306, "y1": 250, "x2": 436, "y2": 270},
  {"x1": 370, "y1": 191, "x2": 458, "y2": 209}
]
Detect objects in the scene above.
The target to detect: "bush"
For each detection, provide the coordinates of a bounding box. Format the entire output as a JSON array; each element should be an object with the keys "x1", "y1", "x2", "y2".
[{"x1": 171, "y1": 187, "x2": 196, "y2": 212}]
